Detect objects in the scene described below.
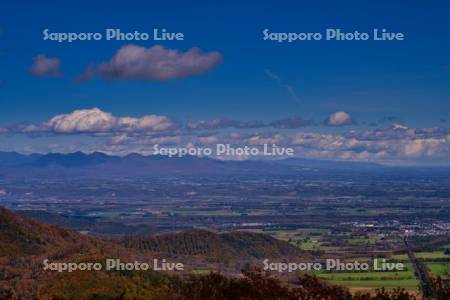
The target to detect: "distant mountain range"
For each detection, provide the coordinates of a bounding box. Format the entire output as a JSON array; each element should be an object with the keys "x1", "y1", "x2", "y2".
[
  {"x1": 0, "y1": 151, "x2": 393, "y2": 178},
  {"x1": 0, "y1": 151, "x2": 293, "y2": 177}
]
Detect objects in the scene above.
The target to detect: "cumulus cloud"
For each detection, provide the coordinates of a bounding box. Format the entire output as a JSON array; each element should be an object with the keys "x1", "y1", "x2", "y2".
[
  {"x1": 47, "y1": 108, "x2": 116, "y2": 133},
  {"x1": 18, "y1": 108, "x2": 178, "y2": 134},
  {"x1": 30, "y1": 55, "x2": 62, "y2": 77},
  {"x1": 344, "y1": 124, "x2": 447, "y2": 141},
  {"x1": 270, "y1": 116, "x2": 315, "y2": 129},
  {"x1": 290, "y1": 125, "x2": 450, "y2": 162},
  {"x1": 97, "y1": 45, "x2": 223, "y2": 81},
  {"x1": 325, "y1": 111, "x2": 353, "y2": 126}
]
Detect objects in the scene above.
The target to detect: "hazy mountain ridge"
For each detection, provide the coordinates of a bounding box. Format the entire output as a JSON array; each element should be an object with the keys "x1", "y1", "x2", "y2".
[
  {"x1": 0, "y1": 151, "x2": 391, "y2": 178},
  {"x1": 0, "y1": 151, "x2": 286, "y2": 175}
]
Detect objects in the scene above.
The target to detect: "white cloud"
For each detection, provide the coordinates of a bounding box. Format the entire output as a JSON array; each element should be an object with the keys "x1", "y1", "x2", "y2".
[
  {"x1": 47, "y1": 108, "x2": 116, "y2": 133},
  {"x1": 98, "y1": 45, "x2": 223, "y2": 81},
  {"x1": 290, "y1": 127, "x2": 450, "y2": 163},
  {"x1": 23, "y1": 108, "x2": 178, "y2": 134},
  {"x1": 325, "y1": 111, "x2": 353, "y2": 126}
]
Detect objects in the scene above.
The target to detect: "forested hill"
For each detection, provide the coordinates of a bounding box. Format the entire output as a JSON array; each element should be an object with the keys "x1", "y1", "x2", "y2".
[{"x1": 121, "y1": 229, "x2": 305, "y2": 260}]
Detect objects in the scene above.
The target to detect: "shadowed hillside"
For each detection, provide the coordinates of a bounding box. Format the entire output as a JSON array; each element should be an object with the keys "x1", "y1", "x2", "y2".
[
  {"x1": 0, "y1": 208, "x2": 100, "y2": 257},
  {"x1": 0, "y1": 208, "x2": 139, "y2": 298}
]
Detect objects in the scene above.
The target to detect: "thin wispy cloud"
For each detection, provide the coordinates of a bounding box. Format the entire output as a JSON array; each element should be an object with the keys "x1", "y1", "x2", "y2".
[{"x1": 264, "y1": 69, "x2": 300, "y2": 103}]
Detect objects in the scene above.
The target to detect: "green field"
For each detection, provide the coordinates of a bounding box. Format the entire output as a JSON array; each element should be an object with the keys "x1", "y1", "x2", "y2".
[
  {"x1": 392, "y1": 250, "x2": 449, "y2": 282},
  {"x1": 390, "y1": 253, "x2": 408, "y2": 260},
  {"x1": 314, "y1": 262, "x2": 419, "y2": 292},
  {"x1": 391, "y1": 250, "x2": 449, "y2": 261},
  {"x1": 426, "y1": 262, "x2": 450, "y2": 278},
  {"x1": 330, "y1": 278, "x2": 419, "y2": 290},
  {"x1": 268, "y1": 229, "x2": 447, "y2": 292},
  {"x1": 267, "y1": 228, "x2": 327, "y2": 250},
  {"x1": 415, "y1": 251, "x2": 449, "y2": 259}
]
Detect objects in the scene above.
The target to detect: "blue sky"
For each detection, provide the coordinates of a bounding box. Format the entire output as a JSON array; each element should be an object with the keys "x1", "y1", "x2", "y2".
[{"x1": 0, "y1": 1, "x2": 449, "y2": 164}]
